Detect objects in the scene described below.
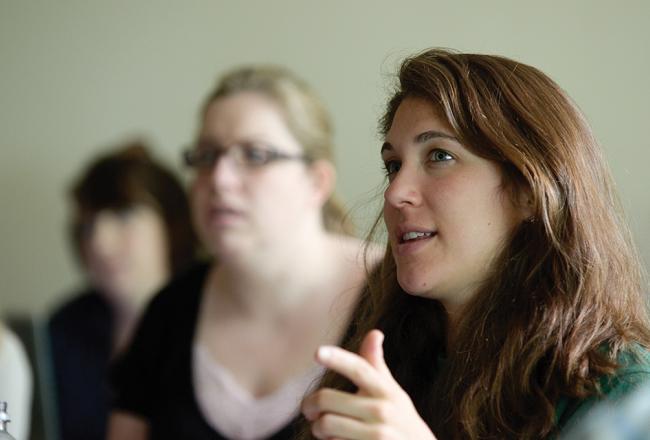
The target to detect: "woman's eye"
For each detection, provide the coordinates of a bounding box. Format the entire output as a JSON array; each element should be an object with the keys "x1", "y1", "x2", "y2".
[
  {"x1": 242, "y1": 145, "x2": 271, "y2": 166},
  {"x1": 382, "y1": 160, "x2": 401, "y2": 176},
  {"x1": 429, "y1": 149, "x2": 453, "y2": 162}
]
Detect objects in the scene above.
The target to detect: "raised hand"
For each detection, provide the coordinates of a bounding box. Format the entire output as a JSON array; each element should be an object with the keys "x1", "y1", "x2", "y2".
[{"x1": 302, "y1": 329, "x2": 437, "y2": 440}]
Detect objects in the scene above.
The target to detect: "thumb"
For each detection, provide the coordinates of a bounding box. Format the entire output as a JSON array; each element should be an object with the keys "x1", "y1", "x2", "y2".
[{"x1": 359, "y1": 329, "x2": 391, "y2": 376}]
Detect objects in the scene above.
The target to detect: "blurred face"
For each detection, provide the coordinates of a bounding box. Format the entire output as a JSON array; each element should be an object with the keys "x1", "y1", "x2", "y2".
[
  {"x1": 382, "y1": 97, "x2": 526, "y2": 313},
  {"x1": 190, "y1": 92, "x2": 321, "y2": 262},
  {"x1": 79, "y1": 205, "x2": 170, "y2": 304}
]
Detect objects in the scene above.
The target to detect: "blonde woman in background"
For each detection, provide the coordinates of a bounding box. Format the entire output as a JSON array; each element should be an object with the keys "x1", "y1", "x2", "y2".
[
  {"x1": 108, "y1": 66, "x2": 380, "y2": 440},
  {"x1": 0, "y1": 322, "x2": 32, "y2": 440}
]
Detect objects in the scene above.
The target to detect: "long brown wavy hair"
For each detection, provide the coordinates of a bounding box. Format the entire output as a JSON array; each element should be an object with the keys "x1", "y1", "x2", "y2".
[{"x1": 300, "y1": 48, "x2": 650, "y2": 439}]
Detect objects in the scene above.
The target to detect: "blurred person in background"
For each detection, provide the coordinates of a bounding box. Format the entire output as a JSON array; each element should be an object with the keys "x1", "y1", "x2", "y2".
[
  {"x1": 108, "y1": 66, "x2": 380, "y2": 439},
  {"x1": 48, "y1": 143, "x2": 197, "y2": 440},
  {"x1": 0, "y1": 322, "x2": 32, "y2": 440}
]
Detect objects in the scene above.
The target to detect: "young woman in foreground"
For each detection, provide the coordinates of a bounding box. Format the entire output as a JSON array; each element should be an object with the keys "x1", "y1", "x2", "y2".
[{"x1": 301, "y1": 48, "x2": 650, "y2": 439}]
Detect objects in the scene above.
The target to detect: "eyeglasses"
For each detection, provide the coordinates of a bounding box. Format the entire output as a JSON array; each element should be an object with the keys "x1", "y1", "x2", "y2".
[{"x1": 183, "y1": 142, "x2": 309, "y2": 171}]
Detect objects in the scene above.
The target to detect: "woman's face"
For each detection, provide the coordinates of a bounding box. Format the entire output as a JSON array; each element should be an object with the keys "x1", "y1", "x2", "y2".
[
  {"x1": 80, "y1": 205, "x2": 169, "y2": 304},
  {"x1": 190, "y1": 91, "x2": 321, "y2": 262},
  {"x1": 382, "y1": 97, "x2": 526, "y2": 314}
]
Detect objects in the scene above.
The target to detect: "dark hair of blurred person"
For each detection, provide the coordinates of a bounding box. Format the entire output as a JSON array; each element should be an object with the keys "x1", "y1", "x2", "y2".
[{"x1": 49, "y1": 142, "x2": 198, "y2": 440}]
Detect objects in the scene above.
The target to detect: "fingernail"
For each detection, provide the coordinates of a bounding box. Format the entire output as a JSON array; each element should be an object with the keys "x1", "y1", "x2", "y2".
[
  {"x1": 302, "y1": 405, "x2": 316, "y2": 421},
  {"x1": 318, "y1": 346, "x2": 332, "y2": 360}
]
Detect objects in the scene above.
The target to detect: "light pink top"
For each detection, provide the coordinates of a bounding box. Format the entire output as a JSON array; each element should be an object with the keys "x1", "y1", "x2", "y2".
[{"x1": 192, "y1": 343, "x2": 324, "y2": 439}]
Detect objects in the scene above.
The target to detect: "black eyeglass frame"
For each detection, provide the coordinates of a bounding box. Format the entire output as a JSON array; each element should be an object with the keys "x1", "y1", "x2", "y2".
[{"x1": 182, "y1": 143, "x2": 310, "y2": 170}]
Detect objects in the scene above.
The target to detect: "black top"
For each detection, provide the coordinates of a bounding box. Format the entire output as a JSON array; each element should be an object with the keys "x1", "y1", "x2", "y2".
[
  {"x1": 110, "y1": 263, "x2": 302, "y2": 439},
  {"x1": 49, "y1": 289, "x2": 113, "y2": 440}
]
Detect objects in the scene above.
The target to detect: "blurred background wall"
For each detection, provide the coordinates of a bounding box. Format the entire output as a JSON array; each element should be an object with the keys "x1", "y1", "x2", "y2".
[{"x1": 1, "y1": 0, "x2": 649, "y2": 316}]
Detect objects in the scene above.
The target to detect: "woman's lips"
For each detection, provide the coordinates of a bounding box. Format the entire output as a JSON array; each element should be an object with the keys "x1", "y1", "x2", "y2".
[
  {"x1": 206, "y1": 206, "x2": 245, "y2": 226},
  {"x1": 399, "y1": 231, "x2": 435, "y2": 243},
  {"x1": 395, "y1": 230, "x2": 437, "y2": 256}
]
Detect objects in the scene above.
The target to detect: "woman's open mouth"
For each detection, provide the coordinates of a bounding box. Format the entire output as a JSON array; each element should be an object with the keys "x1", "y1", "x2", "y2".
[{"x1": 400, "y1": 231, "x2": 435, "y2": 244}]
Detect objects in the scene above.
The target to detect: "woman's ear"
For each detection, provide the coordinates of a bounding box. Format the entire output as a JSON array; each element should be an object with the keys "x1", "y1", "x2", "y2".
[
  {"x1": 308, "y1": 159, "x2": 336, "y2": 208},
  {"x1": 515, "y1": 185, "x2": 535, "y2": 221}
]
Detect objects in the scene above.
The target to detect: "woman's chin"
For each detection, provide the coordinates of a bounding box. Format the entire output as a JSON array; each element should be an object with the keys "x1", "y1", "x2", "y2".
[{"x1": 397, "y1": 273, "x2": 435, "y2": 298}]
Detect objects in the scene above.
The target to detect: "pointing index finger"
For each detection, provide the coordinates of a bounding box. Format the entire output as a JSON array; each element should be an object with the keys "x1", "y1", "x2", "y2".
[{"x1": 316, "y1": 345, "x2": 390, "y2": 397}]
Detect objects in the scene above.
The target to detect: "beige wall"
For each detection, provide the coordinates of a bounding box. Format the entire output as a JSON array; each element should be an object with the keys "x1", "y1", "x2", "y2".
[{"x1": 1, "y1": 0, "x2": 649, "y2": 315}]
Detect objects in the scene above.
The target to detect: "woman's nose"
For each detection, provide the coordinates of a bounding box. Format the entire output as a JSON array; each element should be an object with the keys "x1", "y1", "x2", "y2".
[
  {"x1": 383, "y1": 166, "x2": 422, "y2": 208},
  {"x1": 209, "y1": 154, "x2": 242, "y2": 190}
]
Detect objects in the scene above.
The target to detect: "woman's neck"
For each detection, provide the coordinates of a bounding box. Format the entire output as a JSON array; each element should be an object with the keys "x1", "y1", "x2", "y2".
[
  {"x1": 207, "y1": 230, "x2": 340, "y2": 319},
  {"x1": 107, "y1": 276, "x2": 168, "y2": 355},
  {"x1": 441, "y1": 298, "x2": 470, "y2": 351},
  {"x1": 109, "y1": 298, "x2": 145, "y2": 356}
]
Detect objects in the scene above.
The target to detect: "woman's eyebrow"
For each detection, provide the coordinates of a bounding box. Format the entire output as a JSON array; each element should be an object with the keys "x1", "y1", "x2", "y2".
[
  {"x1": 415, "y1": 130, "x2": 458, "y2": 143},
  {"x1": 381, "y1": 130, "x2": 458, "y2": 154}
]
